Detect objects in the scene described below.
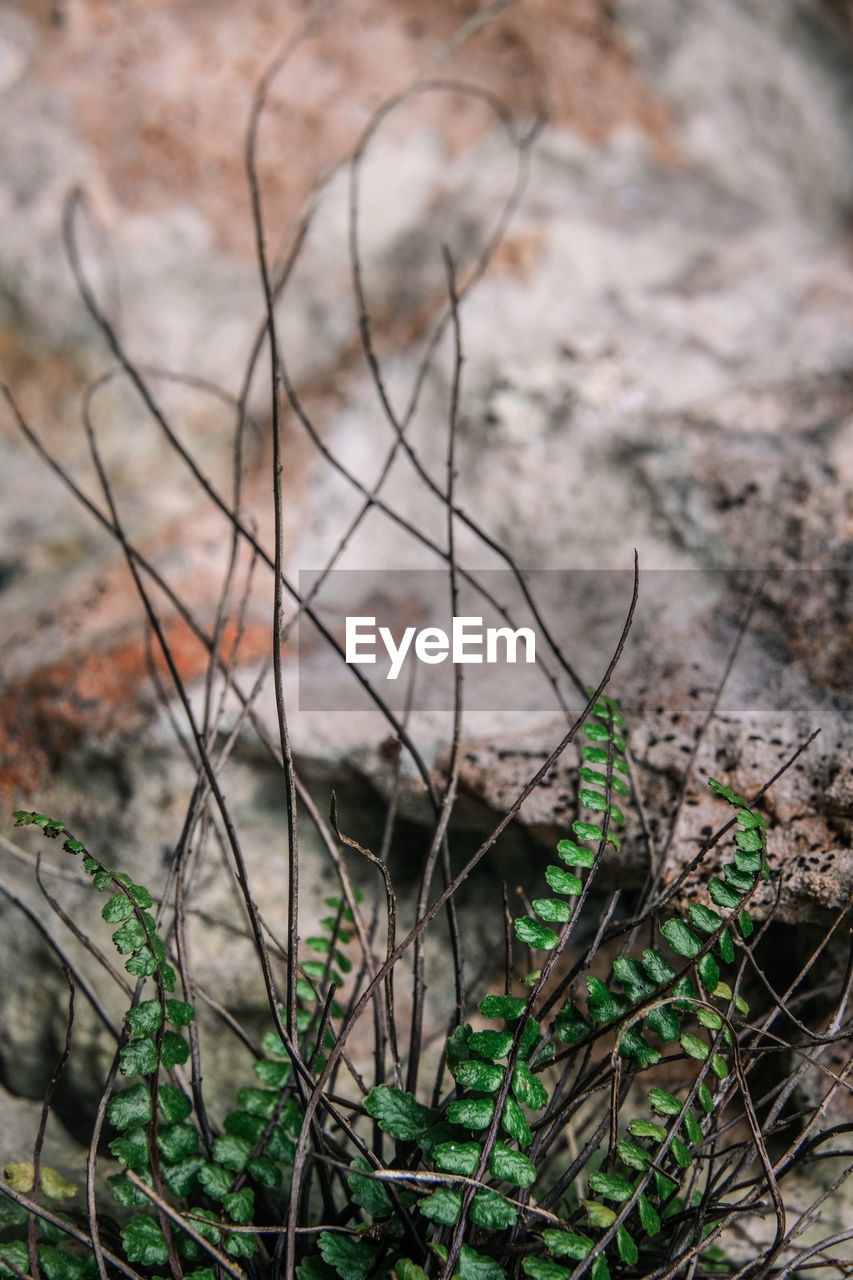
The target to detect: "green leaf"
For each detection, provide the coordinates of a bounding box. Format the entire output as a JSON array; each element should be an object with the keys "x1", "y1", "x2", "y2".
[
  {"x1": 522, "y1": 1262, "x2": 570, "y2": 1280},
  {"x1": 617, "y1": 1139, "x2": 651, "y2": 1170},
  {"x1": 588, "y1": 1171, "x2": 633, "y2": 1202},
  {"x1": 697, "y1": 1081, "x2": 715, "y2": 1113},
  {"x1": 236, "y1": 1087, "x2": 278, "y2": 1118},
  {"x1": 197, "y1": 1162, "x2": 234, "y2": 1200},
  {"x1": 628, "y1": 1119, "x2": 666, "y2": 1141},
  {"x1": 708, "y1": 879, "x2": 741, "y2": 909},
  {"x1": 542, "y1": 1231, "x2": 593, "y2": 1260},
  {"x1": 616, "y1": 1225, "x2": 638, "y2": 1265},
  {"x1": 489, "y1": 1142, "x2": 536, "y2": 1187},
  {"x1": 434, "y1": 1142, "x2": 481, "y2": 1176},
  {"x1": 225, "y1": 1231, "x2": 258, "y2": 1259},
  {"x1": 645, "y1": 1004, "x2": 681, "y2": 1042},
  {"x1": 579, "y1": 788, "x2": 608, "y2": 812},
  {"x1": 571, "y1": 821, "x2": 603, "y2": 843},
  {"x1": 642, "y1": 948, "x2": 676, "y2": 984},
  {"x1": 556, "y1": 840, "x2": 595, "y2": 868},
  {"x1": 734, "y1": 828, "x2": 763, "y2": 852},
  {"x1": 125, "y1": 1000, "x2": 162, "y2": 1036},
  {"x1": 545, "y1": 866, "x2": 582, "y2": 897},
  {"x1": 223, "y1": 1187, "x2": 254, "y2": 1225},
  {"x1": 125, "y1": 946, "x2": 158, "y2": 977},
  {"x1": 109, "y1": 1172, "x2": 152, "y2": 1208},
  {"x1": 649, "y1": 1088, "x2": 682, "y2": 1116},
  {"x1": 102, "y1": 893, "x2": 134, "y2": 924},
  {"x1": 680, "y1": 1033, "x2": 709, "y2": 1061},
  {"x1": 683, "y1": 1111, "x2": 704, "y2": 1144},
  {"x1": 515, "y1": 917, "x2": 558, "y2": 950},
  {"x1": 669, "y1": 1136, "x2": 692, "y2": 1168},
  {"x1": 718, "y1": 929, "x2": 735, "y2": 964},
  {"x1": 579, "y1": 766, "x2": 628, "y2": 795},
  {"x1": 738, "y1": 909, "x2": 754, "y2": 939},
  {"x1": 161, "y1": 1030, "x2": 189, "y2": 1069},
  {"x1": 471, "y1": 1190, "x2": 517, "y2": 1231},
  {"x1": 119, "y1": 1037, "x2": 158, "y2": 1077},
  {"x1": 121, "y1": 1216, "x2": 170, "y2": 1266},
  {"x1": 165, "y1": 999, "x2": 195, "y2": 1026},
  {"x1": 724, "y1": 865, "x2": 754, "y2": 892},
  {"x1": 253, "y1": 1057, "x2": 292, "y2": 1087},
  {"x1": 265, "y1": 1125, "x2": 296, "y2": 1165},
  {"x1": 638, "y1": 1193, "x2": 661, "y2": 1236},
  {"x1": 158, "y1": 1084, "x2": 192, "y2": 1123},
  {"x1": 212, "y1": 1133, "x2": 252, "y2": 1172},
  {"x1": 711, "y1": 1053, "x2": 730, "y2": 1080},
  {"x1": 697, "y1": 1008, "x2": 723, "y2": 1032},
  {"x1": 478, "y1": 995, "x2": 527, "y2": 1021},
  {"x1": 447, "y1": 1098, "x2": 494, "y2": 1130},
  {"x1": 318, "y1": 1232, "x2": 379, "y2": 1280},
  {"x1": 554, "y1": 1002, "x2": 592, "y2": 1043},
  {"x1": 395, "y1": 1263, "x2": 428, "y2": 1280},
  {"x1": 613, "y1": 957, "x2": 656, "y2": 1002},
  {"x1": 734, "y1": 849, "x2": 761, "y2": 874},
  {"x1": 468, "y1": 1030, "x2": 514, "y2": 1058},
  {"x1": 453, "y1": 1060, "x2": 504, "y2": 1092},
  {"x1": 582, "y1": 1200, "x2": 617, "y2": 1228},
  {"x1": 109, "y1": 1127, "x2": 149, "y2": 1173},
  {"x1": 112, "y1": 916, "x2": 149, "y2": 954},
  {"x1": 0, "y1": 1243, "x2": 29, "y2": 1279},
  {"x1": 107, "y1": 1083, "x2": 151, "y2": 1130},
  {"x1": 248, "y1": 1155, "x2": 281, "y2": 1189},
  {"x1": 698, "y1": 953, "x2": 720, "y2": 992},
  {"x1": 533, "y1": 897, "x2": 573, "y2": 924},
  {"x1": 689, "y1": 904, "x2": 723, "y2": 934},
  {"x1": 584, "y1": 723, "x2": 610, "y2": 742},
  {"x1": 419, "y1": 1187, "x2": 462, "y2": 1225},
  {"x1": 586, "y1": 976, "x2": 619, "y2": 1023},
  {"x1": 501, "y1": 1094, "x2": 533, "y2": 1146},
  {"x1": 162, "y1": 1156, "x2": 204, "y2": 1198},
  {"x1": 617, "y1": 1025, "x2": 661, "y2": 1068},
  {"x1": 512, "y1": 1062, "x2": 549, "y2": 1110},
  {"x1": 364, "y1": 1085, "x2": 434, "y2": 1141},
  {"x1": 661, "y1": 918, "x2": 702, "y2": 958},
  {"x1": 458, "y1": 1245, "x2": 506, "y2": 1280},
  {"x1": 157, "y1": 1122, "x2": 198, "y2": 1163}
]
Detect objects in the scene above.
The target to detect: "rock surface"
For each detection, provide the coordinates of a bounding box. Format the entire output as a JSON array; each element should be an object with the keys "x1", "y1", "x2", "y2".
[{"x1": 0, "y1": 0, "x2": 852, "y2": 1176}]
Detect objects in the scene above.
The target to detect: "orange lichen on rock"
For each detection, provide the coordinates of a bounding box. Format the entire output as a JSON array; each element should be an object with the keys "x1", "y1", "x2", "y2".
[{"x1": 0, "y1": 615, "x2": 274, "y2": 803}]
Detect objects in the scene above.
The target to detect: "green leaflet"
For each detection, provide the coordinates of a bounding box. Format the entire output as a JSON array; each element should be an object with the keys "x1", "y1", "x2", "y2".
[
  {"x1": 364, "y1": 1086, "x2": 434, "y2": 1141},
  {"x1": 661, "y1": 918, "x2": 702, "y2": 959},
  {"x1": 471, "y1": 1190, "x2": 517, "y2": 1231},
  {"x1": 446, "y1": 1098, "x2": 495, "y2": 1129},
  {"x1": 544, "y1": 866, "x2": 583, "y2": 896},
  {"x1": 419, "y1": 1187, "x2": 462, "y2": 1225},
  {"x1": 468, "y1": 1030, "x2": 514, "y2": 1058},
  {"x1": 458, "y1": 1245, "x2": 506, "y2": 1280},
  {"x1": 452, "y1": 1059, "x2": 504, "y2": 1092},
  {"x1": 523, "y1": 1262, "x2": 570, "y2": 1280},
  {"x1": 556, "y1": 840, "x2": 595, "y2": 868},
  {"x1": 479, "y1": 994, "x2": 527, "y2": 1020},
  {"x1": 588, "y1": 1171, "x2": 634, "y2": 1202},
  {"x1": 541, "y1": 1231, "x2": 593, "y2": 1260},
  {"x1": 533, "y1": 897, "x2": 573, "y2": 924},
  {"x1": 515, "y1": 917, "x2": 559, "y2": 950},
  {"x1": 434, "y1": 1142, "x2": 481, "y2": 1176},
  {"x1": 318, "y1": 1232, "x2": 379, "y2": 1280},
  {"x1": 489, "y1": 1142, "x2": 536, "y2": 1187}
]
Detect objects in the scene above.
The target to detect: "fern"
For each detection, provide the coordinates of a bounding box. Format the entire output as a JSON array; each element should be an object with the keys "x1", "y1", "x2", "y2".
[{"x1": 5, "y1": 700, "x2": 771, "y2": 1280}]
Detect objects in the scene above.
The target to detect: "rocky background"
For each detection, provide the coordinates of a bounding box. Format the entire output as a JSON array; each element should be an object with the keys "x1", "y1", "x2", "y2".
[{"x1": 1, "y1": 0, "x2": 852, "y2": 1219}]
